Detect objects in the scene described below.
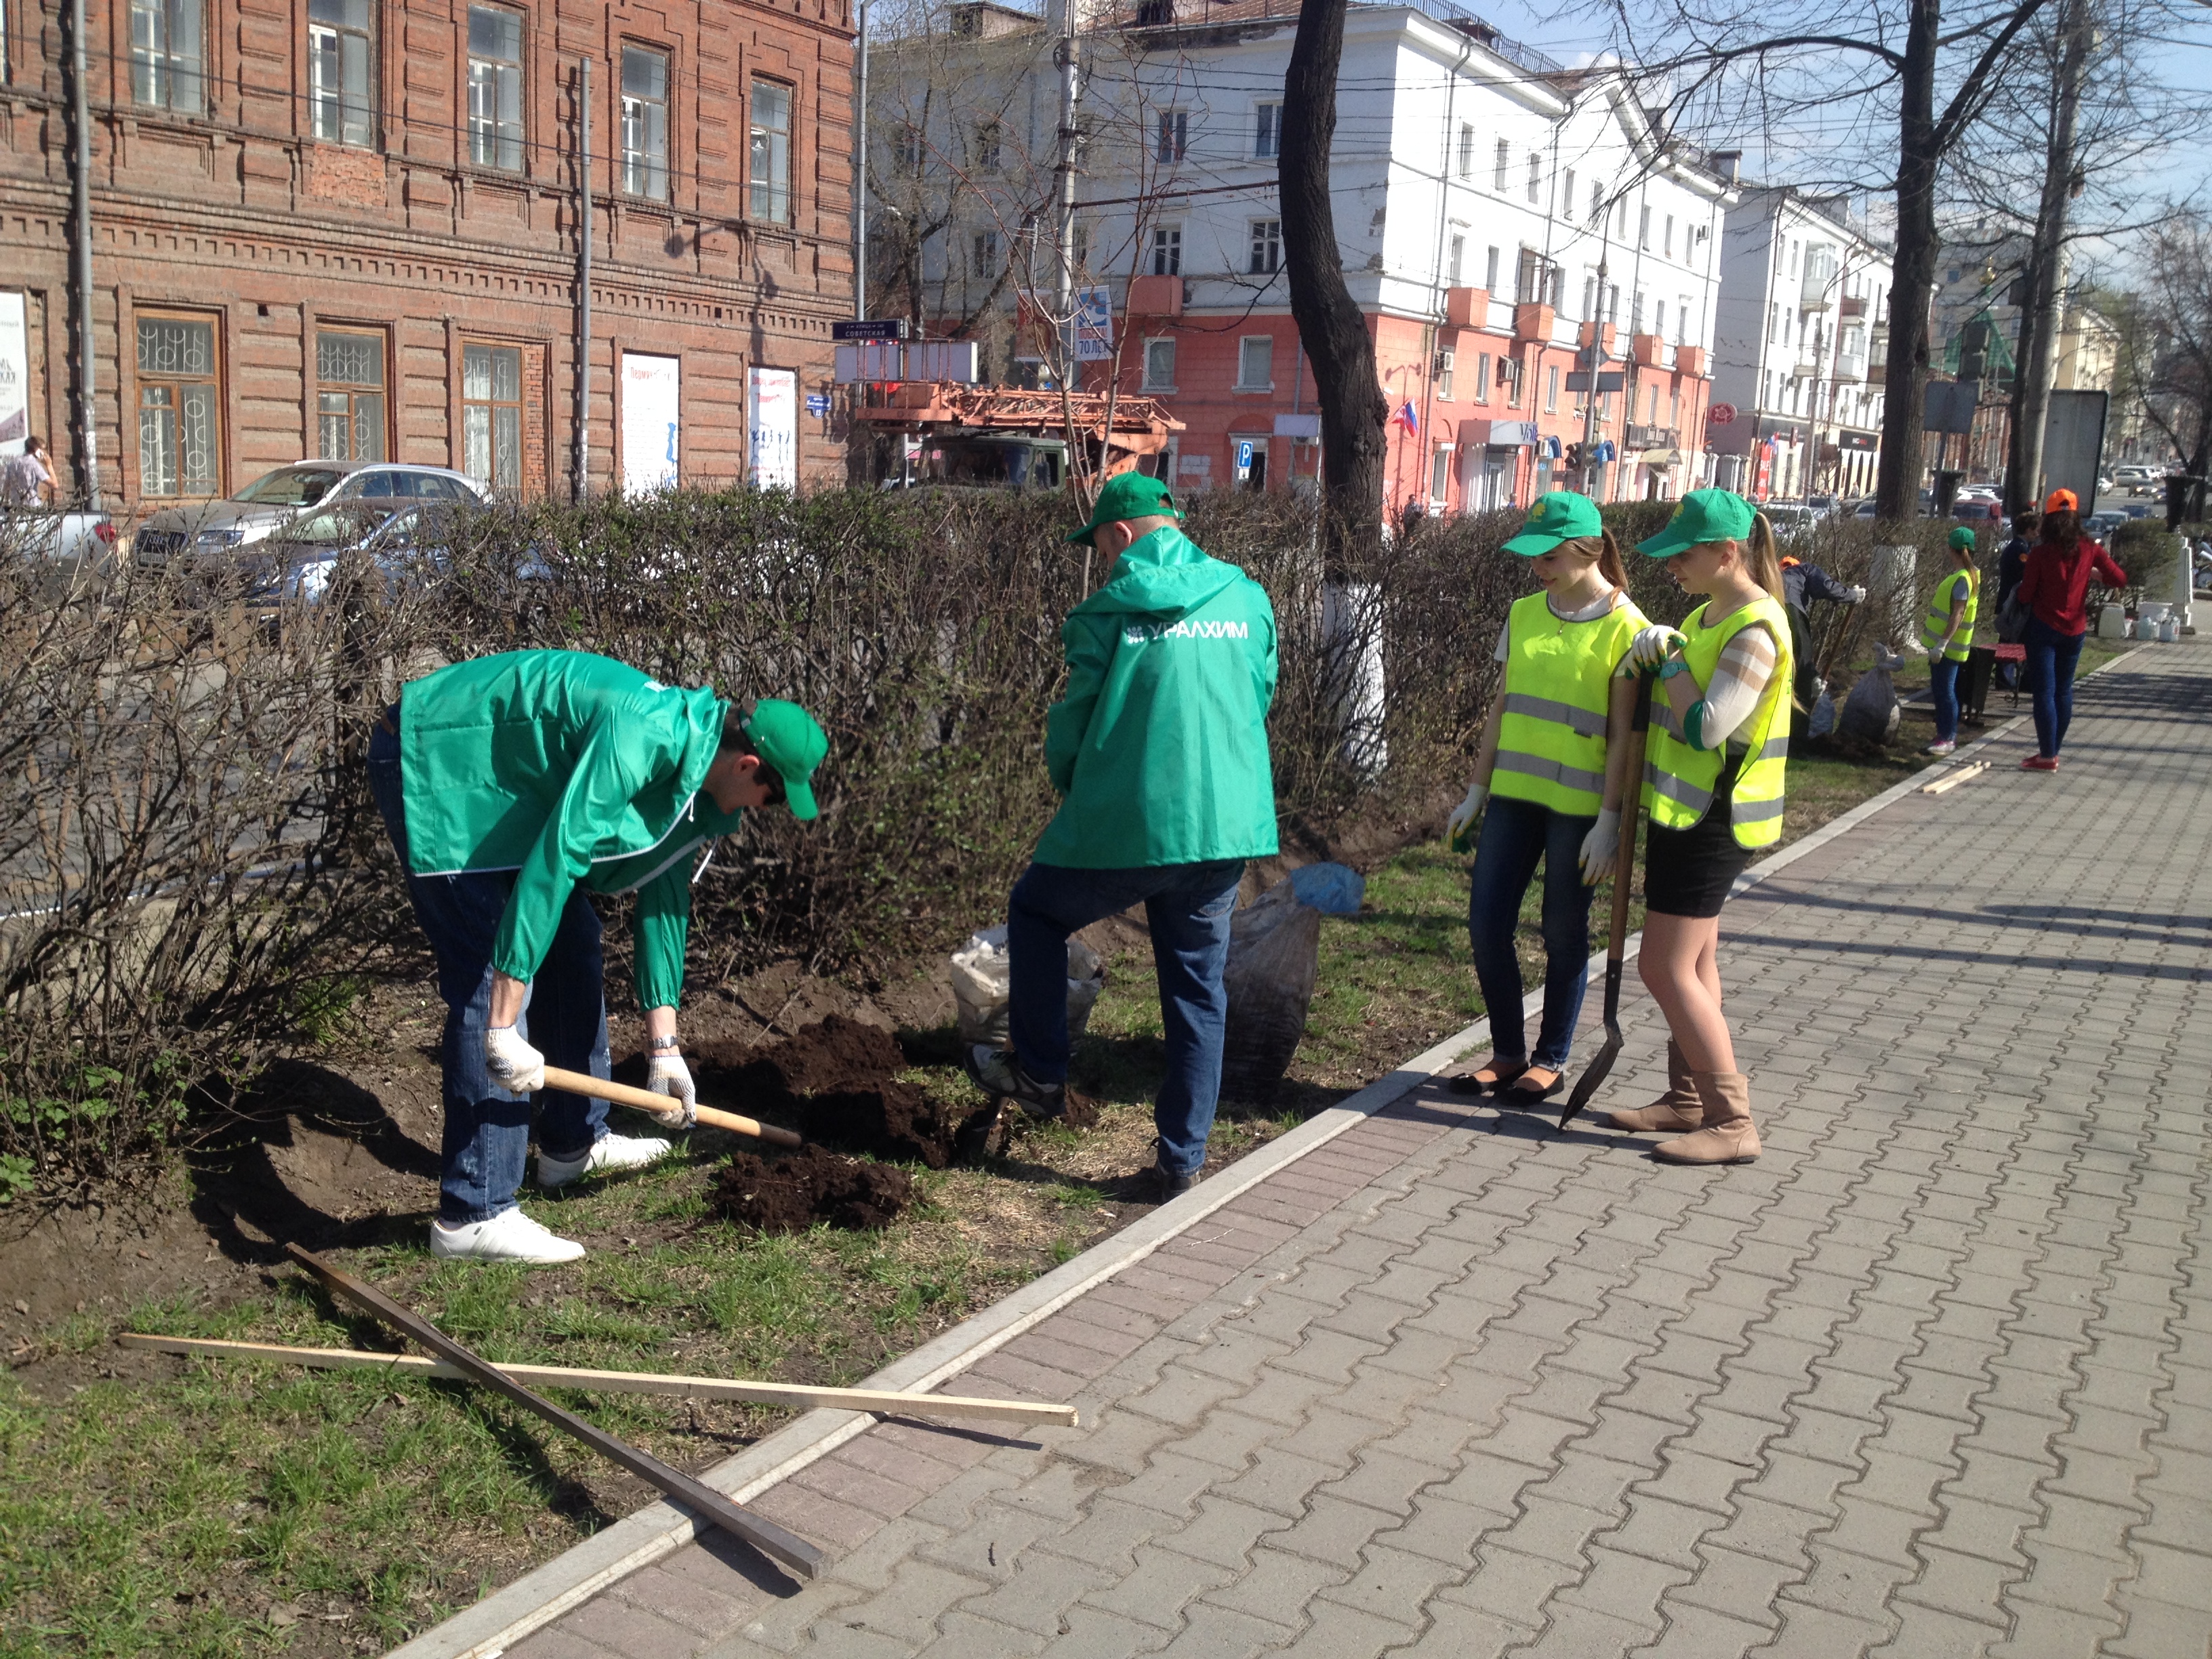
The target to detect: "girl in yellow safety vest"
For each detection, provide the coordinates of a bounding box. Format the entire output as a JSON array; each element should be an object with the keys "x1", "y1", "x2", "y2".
[
  {"x1": 1921, "y1": 525, "x2": 1981, "y2": 756},
  {"x1": 1604, "y1": 489, "x2": 1794, "y2": 1166},
  {"x1": 1443, "y1": 491, "x2": 1650, "y2": 1104}
]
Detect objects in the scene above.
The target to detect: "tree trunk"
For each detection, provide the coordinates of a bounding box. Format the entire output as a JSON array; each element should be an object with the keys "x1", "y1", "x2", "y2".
[
  {"x1": 1875, "y1": 0, "x2": 1944, "y2": 520},
  {"x1": 2004, "y1": 0, "x2": 2089, "y2": 518},
  {"x1": 1281, "y1": 0, "x2": 1386, "y2": 570}
]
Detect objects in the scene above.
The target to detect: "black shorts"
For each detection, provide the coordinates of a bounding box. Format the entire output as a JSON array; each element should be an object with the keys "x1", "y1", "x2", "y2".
[{"x1": 1644, "y1": 760, "x2": 1751, "y2": 919}]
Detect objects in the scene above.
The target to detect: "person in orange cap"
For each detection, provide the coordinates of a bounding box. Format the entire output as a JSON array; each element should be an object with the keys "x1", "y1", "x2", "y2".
[{"x1": 2014, "y1": 489, "x2": 2127, "y2": 770}]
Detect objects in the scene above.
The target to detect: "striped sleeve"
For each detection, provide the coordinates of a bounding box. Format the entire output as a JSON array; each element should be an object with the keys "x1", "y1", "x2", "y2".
[{"x1": 1687, "y1": 623, "x2": 1778, "y2": 751}]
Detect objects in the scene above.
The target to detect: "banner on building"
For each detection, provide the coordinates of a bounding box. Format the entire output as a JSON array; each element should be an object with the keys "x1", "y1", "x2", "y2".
[
  {"x1": 750, "y1": 366, "x2": 799, "y2": 489},
  {"x1": 621, "y1": 353, "x2": 680, "y2": 494},
  {"x1": 1073, "y1": 287, "x2": 1113, "y2": 362},
  {"x1": 0, "y1": 293, "x2": 28, "y2": 452}
]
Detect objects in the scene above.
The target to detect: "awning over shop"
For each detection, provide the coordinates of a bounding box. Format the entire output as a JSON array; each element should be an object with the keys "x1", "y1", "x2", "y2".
[{"x1": 1638, "y1": 448, "x2": 1681, "y2": 466}]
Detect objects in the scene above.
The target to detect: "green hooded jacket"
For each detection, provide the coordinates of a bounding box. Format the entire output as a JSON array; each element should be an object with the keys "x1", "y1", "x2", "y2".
[
  {"x1": 398, "y1": 651, "x2": 744, "y2": 1010},
  {"x1": 1034, "y1": 525, "x2": 1279, "y2": 868}
]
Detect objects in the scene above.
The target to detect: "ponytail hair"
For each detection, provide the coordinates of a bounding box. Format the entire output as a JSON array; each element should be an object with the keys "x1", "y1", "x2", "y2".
[
  {"x1": 1597, "y1": 527, "x2": 1629, "y2": 590},
  {"x1": 1743, "y1": 514, "x2": 1786, "y2": 601}
]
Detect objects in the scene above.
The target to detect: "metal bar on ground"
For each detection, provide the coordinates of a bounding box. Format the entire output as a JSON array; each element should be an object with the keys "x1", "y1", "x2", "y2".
[
  {"x1": 281, "y1": 1245, "x2": 825, "y2": 1582},
  {"x1": 118, "y1": 1333, "x2": 1077, "y2": 1427}
]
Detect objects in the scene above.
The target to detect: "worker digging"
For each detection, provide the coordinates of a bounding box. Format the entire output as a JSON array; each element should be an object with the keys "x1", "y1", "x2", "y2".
[{"x1": 365, "y1": 648, "x2": 830, "y2": 1264}]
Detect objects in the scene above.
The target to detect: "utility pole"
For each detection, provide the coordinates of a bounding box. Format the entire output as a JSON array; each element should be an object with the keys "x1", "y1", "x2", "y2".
[
  {"x1": 573, "y1": 58, "x2": 594, "y2": 500},
  {"x1": 855, "y1": 0, "x2": 870, "y2": 320},
  {"x1": 64, "y1": 0, "x2": 99, "y2": 509},
  {"x1": 2006, "y1": 0, "x2": 2091, "y2": 517},
  {"x1": 1050, "y1": 0, "x2": 1080, "y2": 379}
]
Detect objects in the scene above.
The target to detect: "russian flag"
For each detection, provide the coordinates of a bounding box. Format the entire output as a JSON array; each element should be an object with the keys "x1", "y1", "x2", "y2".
[{"x1": 1391, "y1": 401, "x2": 1419, "y2": 433}]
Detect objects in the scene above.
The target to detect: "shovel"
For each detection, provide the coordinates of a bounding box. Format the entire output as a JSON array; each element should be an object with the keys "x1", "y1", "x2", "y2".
[
  {"x1": 540, "y1": 1065, "x2": 805, "y2": 1148},
  {"x1": 1558, "y1": 672, "x2": 1653, "y2": 1134}
]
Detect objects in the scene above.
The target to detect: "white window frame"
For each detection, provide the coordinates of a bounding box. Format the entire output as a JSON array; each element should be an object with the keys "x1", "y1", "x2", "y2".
[
  {"x1": 1235, "y1": 335, "x2": 1273, "y2": 392},
  {"x1": 1143, "y1": 336, "x2": 1176, "y2": 392},
  {"x1": 1254, "y1": 102, "x2": 1281, "y2": 159},
  {"x1": 1248, "y1": 218, "x2": 1282, "y2": 276},
  {"x1": 1436, "y1": 348, "x2": 1454, "y2": 401},
  {"x1": 750, "y1": 77, "x2": 794, "y2": 222},
  {"x1": 467, "y1": 4, "x2": 525, "y2": 172},
  {"x1": 620, "y1": 45, "x2": 670, "y2": 200},
  {"x1": 1157, "y1": 108, "x2": 1187, "y2": 163},
  {"x1": 1151, "y1": 224, "x2": 1182, "y2": 277},
  {"x1": 308, "y1": 0, "x2": 375, "y2": 148},
  {"x1": 1492, "y1": 138, "x2": 1509, "y2": 191}
]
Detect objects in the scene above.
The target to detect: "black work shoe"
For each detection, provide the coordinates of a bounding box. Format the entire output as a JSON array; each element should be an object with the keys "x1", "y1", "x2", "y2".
[
  {"x1": 1132, "y1": 1162, "x2": 1197, "y2": 1204},
  {"x1": 963, "y1": 1044, "x2": 1067, "y2": 1120}
]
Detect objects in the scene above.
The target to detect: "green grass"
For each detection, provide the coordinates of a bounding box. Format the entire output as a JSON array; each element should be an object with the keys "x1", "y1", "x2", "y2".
[{"x1": 0, "y1": 731, "x2": 1937, "y2": 1656}]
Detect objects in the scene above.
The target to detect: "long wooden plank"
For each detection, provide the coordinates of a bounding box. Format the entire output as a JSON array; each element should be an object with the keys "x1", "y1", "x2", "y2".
[
  {"x1": 540, "y1": 1063, "x2": 805, "y2": 1149},
  {"x1": 283, "y1": 1244, "x2": 825, "y2": 1582},
  {"x1": 1921, "y1": 760, "x2": 1990, "y2": 796},
  {"x1": 118, "y1": 1332, "x2": 1078, "y2": 1427}
]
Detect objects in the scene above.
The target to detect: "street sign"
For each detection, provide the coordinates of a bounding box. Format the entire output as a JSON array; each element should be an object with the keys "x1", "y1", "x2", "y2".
[
  {"x1": 832, "y1": 319, "x2": 909, "y2": 342},
  {"x1": 805, "y1": 393, "x2": 832, "y2": 416},
  {"x1": 1565, "y1": 370, "x2": 1624, "y2": 392},
  {"x1": 1708, "y1": 402, "x2": 1738, "y2": 426},
  {"x1": 1073, "y1": 286, "x2": 1113, "y2": 362},
  {"x1": 1235, "y1": 440, "x2": 1254, "y2": 477}
]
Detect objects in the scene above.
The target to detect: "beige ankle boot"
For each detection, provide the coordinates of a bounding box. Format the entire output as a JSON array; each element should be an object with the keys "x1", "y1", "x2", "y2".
[
  {"x1": 1652, "y1": 1070, "x2": 1761, "y2": 1164},
  {"x1": 1603, "y1": 1040, "x2": 1701, "y2": 1134}
]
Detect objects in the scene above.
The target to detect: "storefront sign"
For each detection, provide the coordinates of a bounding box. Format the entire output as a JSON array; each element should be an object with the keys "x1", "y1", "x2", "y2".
[
  {"x1": 749, "y1": 366, "x2": 798, "y2": 489},
  {"x1": 621, "y1": 352, "x2": 680, "y2": 494}
]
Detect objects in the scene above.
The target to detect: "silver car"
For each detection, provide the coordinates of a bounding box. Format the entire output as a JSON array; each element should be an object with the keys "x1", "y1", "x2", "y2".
[{"x1": 133, "y1": 460, "x2": 491, "y2": 565}]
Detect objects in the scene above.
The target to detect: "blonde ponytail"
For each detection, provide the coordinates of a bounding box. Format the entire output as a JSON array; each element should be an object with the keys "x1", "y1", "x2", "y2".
[
  {"x1": 1744, "y1": 515, "x2": 1785, "y2": 601},
  {"x1": 1597, "y1": 527, "x2": 1629, "y2": 590}
]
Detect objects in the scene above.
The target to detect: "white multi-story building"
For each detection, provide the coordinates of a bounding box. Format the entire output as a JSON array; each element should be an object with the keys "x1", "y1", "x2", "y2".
[
  {"x1": 870, "y1": 0, "x2": 1736, "y2": 513},
  {"x1": 1708, "y1": 186, "x2": 1891, "y2": 502}
]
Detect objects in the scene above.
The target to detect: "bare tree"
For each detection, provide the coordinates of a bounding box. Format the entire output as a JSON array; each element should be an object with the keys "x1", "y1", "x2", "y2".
[{"x1": 2129, "y1": 212, "x2": 2212, "y2": 487}]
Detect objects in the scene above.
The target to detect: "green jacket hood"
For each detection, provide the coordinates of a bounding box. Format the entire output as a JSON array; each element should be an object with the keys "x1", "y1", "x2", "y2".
[{"x1": 1069, "y1": 526, "x2": 1244, "y2": 619}]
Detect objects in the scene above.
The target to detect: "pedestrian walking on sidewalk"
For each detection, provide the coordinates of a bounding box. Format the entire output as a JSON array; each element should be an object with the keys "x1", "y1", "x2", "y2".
[
  {"x1": 1444, "y1": 491, "x2": 1647, "y2": 1105},
  {"x1": 2016, "y1": 489, "x2": 2127, "y2": 771},
  {"x1": 967, "y1": 473, "x2": 1278, "y2": 1202},
  {"x1": 1921, "y1": 526, "x2": 1981, "y2": 756},
  {"x1": 368, "y1": 651, "x2": 827, "y2": 1263},
  {"x1": 1602, "y1": 489, "x2": 1795, "y2": 1165}
]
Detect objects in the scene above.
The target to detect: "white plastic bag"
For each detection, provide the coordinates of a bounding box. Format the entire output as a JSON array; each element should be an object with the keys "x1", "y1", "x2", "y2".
[
  {"x1": 1219, "y1": 880, "x2": 1324, "y2": 1101},
  {"x1": 949, "y1": 925, "x2": 1106, "y2": 1047}
]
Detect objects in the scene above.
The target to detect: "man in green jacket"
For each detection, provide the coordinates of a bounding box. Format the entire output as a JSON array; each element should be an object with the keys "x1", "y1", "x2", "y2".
[
  {"x1": 365, "y1": 651, "x2": 827, "y2": 1263},
  {"x1": 968, "y1": 473, "x2": 1278, "y2": 1200}
]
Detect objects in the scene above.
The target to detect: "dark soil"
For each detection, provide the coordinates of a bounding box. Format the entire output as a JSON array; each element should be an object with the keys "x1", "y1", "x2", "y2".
[
  {"x1": 709, "y1": 1145, "x2": 914, "y2": 1233},
  {"x1": 678, "y1": 1015, "x2": 966, "y2": 1169}
]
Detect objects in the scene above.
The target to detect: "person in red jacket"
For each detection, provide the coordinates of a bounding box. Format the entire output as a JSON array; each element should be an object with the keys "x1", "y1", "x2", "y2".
[{"x1": 2015, "y1": 489, "x2": 2128, "y2": 771}]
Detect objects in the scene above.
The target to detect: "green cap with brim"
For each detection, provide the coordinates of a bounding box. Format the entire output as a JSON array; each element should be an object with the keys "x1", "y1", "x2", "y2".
[
  {"x1": 743, "y1": 698, "x2": 828, "y2": 822},
  {"x1": 1637, "y1": 488, "x2": 1759, "y2": 557},
  {"x1": 1067, "y1": 472, "x2": 1181, "y2": 546},
  {"x1": 1948, "y1": 525, "x2": 1979, "y2": 551},
  {"x1": 1502, "y1": 491, "x2": 1604, "y2": 556}
]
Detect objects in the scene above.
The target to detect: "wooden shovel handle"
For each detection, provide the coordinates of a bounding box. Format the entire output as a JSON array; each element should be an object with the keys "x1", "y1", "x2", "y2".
[{"x1": 541, "y1": 1064, "x2": 804, "y2": 1149}]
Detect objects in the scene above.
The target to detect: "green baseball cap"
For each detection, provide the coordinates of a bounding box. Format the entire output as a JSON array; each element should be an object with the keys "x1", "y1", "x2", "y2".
[
  {"x1": 1947, "y1": 525, "x2": 1978, "y2": 551},
  {"x1": 1637, "y1": 488, "x2": 1759, "y2": 557},
  {"x1": 1502, "y1": 491, "x2": 1604, "y2": 556},
  {"x1": 1067, "y1": 471, "x2": 1181, "y2": 546},
  {"x1": 741, "y1": 698, "x2": 828, "y2": 821}
]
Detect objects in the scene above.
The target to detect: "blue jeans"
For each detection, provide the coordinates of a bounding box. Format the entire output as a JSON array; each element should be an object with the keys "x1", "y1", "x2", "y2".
[
  {"x1": 2024, "y1": 617, "x2": 2086, "y2": 758},
  {"x1": 368, "y1": 716, "x2": 610, "y2": 1224},
  {"x1": 1929, "y1": 655, "x2": 1961, "y2": 743},
  {"x1": 1467, "y1": 796, "x2": 1595, "y2": 1071},
  {"x1": 1007, "y1": 859, "x2": 1244, "y2": 1179}
]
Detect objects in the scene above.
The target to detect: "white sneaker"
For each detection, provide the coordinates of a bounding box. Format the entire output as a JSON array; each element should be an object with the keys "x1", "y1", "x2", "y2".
[
  {"x1": 537, "y1": 1132, "x2": 674, "y2": 1191},
  {"x1": 429, "y1": 1207, "x2": 585, "y2": 1265}
]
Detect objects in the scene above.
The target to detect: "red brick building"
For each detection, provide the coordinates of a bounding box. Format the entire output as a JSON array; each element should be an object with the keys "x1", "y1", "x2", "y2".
[{"x1": 0, "y1": 0, "x2": 855, "y2": 508}]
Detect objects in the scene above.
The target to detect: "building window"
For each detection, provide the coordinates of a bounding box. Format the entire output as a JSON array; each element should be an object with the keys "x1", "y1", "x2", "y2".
[
  {"x1": 462, "y1": 342, "x2": 522, "y2": 492},
  {"x1": 316, "y1": 329, "x2": 386, "y2": 462},
  {"x1": 1430, "y1": 447, "x2": 1450, "y2": 503},
  {"x1": 974, "y1": 119, "x2": 1002, "y2": 173},
  {"x1": 1158, "y1": 109, "x2": 1187, "y2": 163},
  {"x1": 1638, "y1": 205, "x2": 1652, "y2": 251},
  {"x1": 1647, "y1": 384, "x2": 1660, "y2": 424},
  {"x1": 1249, "y1": 219, "x2": 1282, "y2": 275},
  {"x1": 130, "y1": 0, "x2": 204, "y2": 113},
  {"x1": 1562, "y1": 169, "x2": 1576, "y2": 221},
  {"x1": 1475, "y1": 353, "x2": 1491, "y2": 403},
  {"x1": 1654, "y1": 300, "x2": 1666, "y2": 340},
  {"x1": 1492, "y1": 138, "x2": 1509, "y2": 190},
  {"x1": 1591, "y1": 181, "x2": 1603, "y2": 226},
  {"x1": 1664, "y1": 213, "x2": 1675, "y2": 258},
  {"x1": 137, "y1": 314, "x2": 220, "y2": 496},
  {"x1": 1526, "y1": 152, "x2": 1540, "y2": 204},
  {"x1": 970, "y1": 228, "x2": 998, "y2": 273},
  {"x1": 1437, "y1": 348, "x2": 1454, "y2": 401},
  {"x1": 1151, "y1": 224, "x2": 1181, "y2": 277},
  {"x1": 1143, "y1": 337, "x2": 1175, "y2": 390},
  {"x1": 751, "y1": 79, "x2": 793, "y2": 222},
  {"x1": 1456, "y1": 123, "x2": 1474, "y2": 179},
  {"x1": 309, "y1": 0, "x2": 375, "y2": 148},
  {"x1": 1237, "y1": 336, "x2": 1271, "y2": 390},
  {"x1": 1502, "y1": 354, "x2": 1522, "y2": 407},
  {"x1": 1254, "y1": 102, "x2": 1280, "y2": 159},
  {"x1": 1484, "y1": 245, "x2": 1500, "y2": 291},
  {"x1": 467, "y1": 5, "x2": 524, "y2": 171},
  {"x1": 621, "y1": 46, "x2": 670, "y2": 200},
  {"x1": 1545, "y1": 365, "x2": 1559, "y2": 412},
  {"x1": 1515, "y1": 247, "x2": 1559, "y2": 306},
  {"x1": 1631, "y1": 291, "x2": 1645, "y2": 333},
  {"x1": 1582, "y1": 275, "x2": 1595, "y2": 319},
  {"x1": 1678, "y1": 297, "x2": 1691, "y2": 346},
  {"x1": 894, "y1": 125, "x2": 924, "y2": 176},
  {"x1": 1670, "y1": 388, "x2": 1682, "y2": 428},
  {"x1": 1449, "y1": 235, "x2": 1465, "y2": 284}
]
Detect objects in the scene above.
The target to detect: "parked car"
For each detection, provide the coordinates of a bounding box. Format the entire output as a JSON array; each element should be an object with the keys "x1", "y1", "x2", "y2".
[
  {"x1": 2087, "y1": 510, "x2": 2129, "y2": 537},
  {"x1": 2112, "y1": 465, "x2": 2160, "y2": 495},
  {"x1": 1950, "y1": 499, "x2": 2005, "y2": 525},
  {"x1": 134, "y1": 461, "x2": 492, "y2": 566},
  {"x1": 5, "y1": 506, "x2": 119, "y2": 569}
]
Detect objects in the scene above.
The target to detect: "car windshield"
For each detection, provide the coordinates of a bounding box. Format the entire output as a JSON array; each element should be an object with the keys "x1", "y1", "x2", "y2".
[{"x1": 234, "y1": 468, "x2": 348, "y2": 506}]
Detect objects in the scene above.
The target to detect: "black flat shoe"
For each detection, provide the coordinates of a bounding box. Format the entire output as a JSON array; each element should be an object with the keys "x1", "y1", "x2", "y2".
[
  {"x1": 1449, "y1": 1058, "x2": 1529, "y2": 1096},
  {"x1": 1506, "y1": 1065, "x2": 1565, "y2": 1102}
]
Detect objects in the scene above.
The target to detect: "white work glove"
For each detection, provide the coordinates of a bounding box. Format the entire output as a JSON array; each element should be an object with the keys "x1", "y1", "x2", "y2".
[
  {"x1": 1843, "y1": 585, "x2": 1868, "y2": 603},
  {"x1": 1578, "y1": 809, "x2": 1621, "y2": 885},
  {"x1": 647, "y1": 1050, "x2": 698, "y2": 1128},
  {"x1": 1446, "y1": 782, "x2": 1489, "y2": 851},
  {"x1": 1626, "y1": 626, "x2": 1688, "y2": 670},
  {"x1": 484, "y1": 1025, "x2": 545, "y2": 1094},
  {"x1": 1927, "y1": 640, "x2": 1951, "y2": 659}
]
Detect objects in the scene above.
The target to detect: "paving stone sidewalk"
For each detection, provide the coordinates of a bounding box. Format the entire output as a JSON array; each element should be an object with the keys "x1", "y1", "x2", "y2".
[{"x1": 509, "y1": 643, "x2": 2212, "y2": 1659}]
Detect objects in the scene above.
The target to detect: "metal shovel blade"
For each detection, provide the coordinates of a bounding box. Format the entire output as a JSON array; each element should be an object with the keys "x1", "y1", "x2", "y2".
[
  {"x1": 1557, "y1": 672, "x2": 1652, "y2": 1136},
  {"x1": 1558, "y1": 960, "x2": 1624, "y2": 1131}
]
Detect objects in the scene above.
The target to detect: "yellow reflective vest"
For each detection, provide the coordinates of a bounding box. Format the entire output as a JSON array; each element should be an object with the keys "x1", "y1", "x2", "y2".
[
  {"x1": 1492, "y1": 589, "x2": 1648, "y2": 817},
  {"x1": 1921, "y1": 568, "x2": 1979, "y2": 661},
  {"x1": 1643, "y1": 592, "x2": 1793, "y2": 849}
]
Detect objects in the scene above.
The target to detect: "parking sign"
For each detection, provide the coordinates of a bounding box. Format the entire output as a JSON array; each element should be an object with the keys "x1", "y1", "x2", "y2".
[{"x1": 1235, "y1": 440, "x2": 1254, "y2": 477}]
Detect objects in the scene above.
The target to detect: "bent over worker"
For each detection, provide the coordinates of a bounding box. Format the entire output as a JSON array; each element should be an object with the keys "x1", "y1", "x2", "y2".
[
  {"x1": 367, "y1": 650, "x2": 827, "y2": 1264},
  {"x1": 968, "y1": 472, "x2": 1278, "y2": 1202}
]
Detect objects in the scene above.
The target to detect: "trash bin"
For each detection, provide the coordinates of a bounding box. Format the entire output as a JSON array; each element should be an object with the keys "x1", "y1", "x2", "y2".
[{"x1": 1959, "y1": 646, "x2": 1995, "y2": 723}]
